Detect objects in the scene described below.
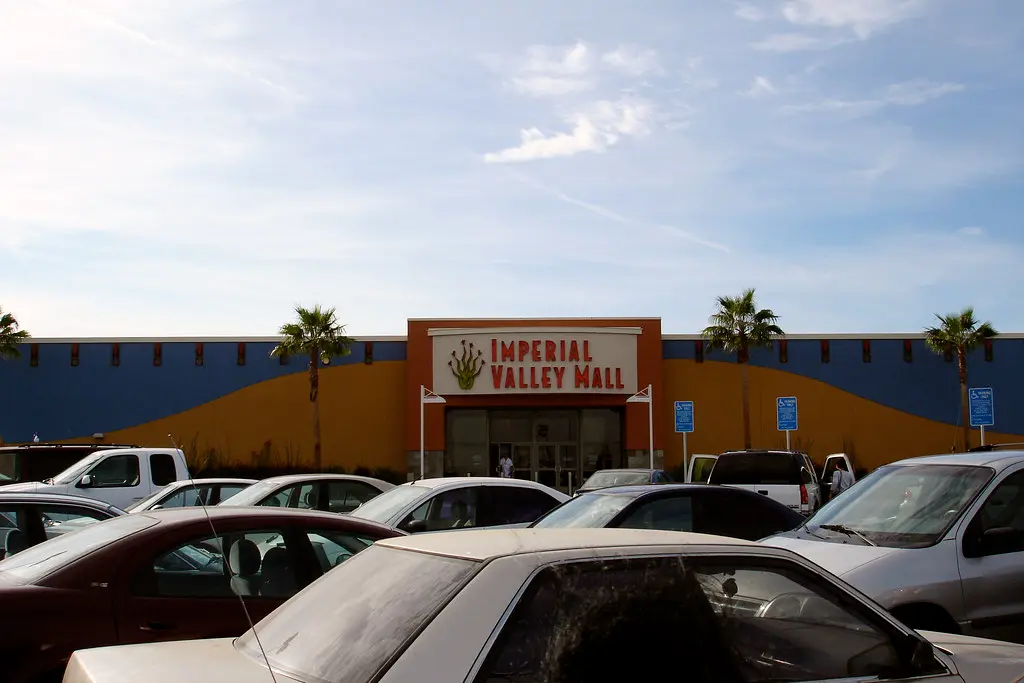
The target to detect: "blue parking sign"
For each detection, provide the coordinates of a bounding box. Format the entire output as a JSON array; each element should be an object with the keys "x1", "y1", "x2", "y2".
[
  {"x1": 674, "y1": 401, "x2": 694, "y2": 433},
  {"x1": 777, "y1": 396, "x2": 798, "y2": 432},
  {"x1": 969, "y1": 388, "x2": 994, "y2": 427}
]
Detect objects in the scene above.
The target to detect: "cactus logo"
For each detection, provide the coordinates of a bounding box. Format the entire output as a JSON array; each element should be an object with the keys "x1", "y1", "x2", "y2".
[{"x1": 448, "y1": 339, "x2": 486, "y2": 390}]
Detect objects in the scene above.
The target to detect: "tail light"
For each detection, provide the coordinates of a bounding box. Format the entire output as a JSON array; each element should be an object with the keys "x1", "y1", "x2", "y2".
[{"x1": 800, "y1": 484, "x2": 808, "y2": 505}]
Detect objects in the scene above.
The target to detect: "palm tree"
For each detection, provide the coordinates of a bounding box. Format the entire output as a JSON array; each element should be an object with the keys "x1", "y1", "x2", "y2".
[
  {"x1": 270, "y1": 305, "x2": 353, "y2": 469},
  {"x1": 924, "y1": 307, "x2": 997, "y2": 451},
  {"x1": 701, "y1": 288, "x2": 784, "y2": 450},
  {"x1": 0, "y1": 307, "x2": 30, "y2": 360}
]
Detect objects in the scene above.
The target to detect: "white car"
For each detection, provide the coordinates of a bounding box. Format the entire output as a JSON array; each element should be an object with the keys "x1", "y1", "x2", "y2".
[
  {"x1": 348, "y1": 476, "x2": 568, "y2": 532},
  {"x1": 124, "y1": 477, "x2": 257, "y2": 512},
  {"x1": 762, "y1": 450, "x2": 1024, "y2": 643},
  {"x1": 65, "y1": 528, "x2": 1024, "y2": 683}
]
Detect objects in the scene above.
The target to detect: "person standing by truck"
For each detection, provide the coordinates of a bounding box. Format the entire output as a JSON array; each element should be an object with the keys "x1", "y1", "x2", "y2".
[{"x1": 831, "y1": 458, "x2": 855, "y2": 500}]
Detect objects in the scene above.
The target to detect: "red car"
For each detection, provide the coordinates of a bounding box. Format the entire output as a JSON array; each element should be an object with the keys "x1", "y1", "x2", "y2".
[{"x1": 0, "y1": 506, "x2": 405, "y2": 683}]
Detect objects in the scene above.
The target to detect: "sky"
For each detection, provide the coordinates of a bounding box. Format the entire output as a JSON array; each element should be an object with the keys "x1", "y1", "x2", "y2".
[{"x1": 1, "y1": 0, "x2": 1022, "y2": 337}]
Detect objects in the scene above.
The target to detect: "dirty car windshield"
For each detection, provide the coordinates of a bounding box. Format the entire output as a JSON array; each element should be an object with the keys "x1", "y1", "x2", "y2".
[
  {"x1": 806, "y1": 464, "x2": 994, "y2": 548},
  {"x1": 237, "y1": 544, "x2": 476, "y2": 683},
  {"x1": 531, "y1": 493, "x2": 635, "y2": 528},
  {"x1": 348, "y1": 485, "x2": 430, "y2": 523}
]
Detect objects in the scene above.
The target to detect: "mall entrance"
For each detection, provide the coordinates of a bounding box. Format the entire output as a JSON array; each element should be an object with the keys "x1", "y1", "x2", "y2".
[{"x1": 445, "y1": 408, "x2": 623, "y2": 493}]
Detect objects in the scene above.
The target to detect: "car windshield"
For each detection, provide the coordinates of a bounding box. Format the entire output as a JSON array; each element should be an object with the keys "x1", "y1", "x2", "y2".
[
  {"x1": 348, "y1": 484, "x2": 430, "y2": 523},
  {"x1": 532, "y1": 493, "x2": 636, "y2": 528},
  {"x1": 804, "y1": 464, "x2": 995, "y2": 548},
  {"x1": 50, "y1": 451, "x2": 107, "y2": 485},
  {"x1": 236, "y1": 544, "x2": 477, "y2": 683},
  {"x1": 0, "y1": 514, "x2": 157, "y2": 583},
  {"x1": 708, "y1": 453, "x2": 802, "y2": 486},
  {"x1": 218, "y1": 479, "x2": 288, "y2": 507},
  {"x1": 581, "y1": 471, "x2": 650, "y2": 489},
  {"x1": 125, "y1": 483, "x2": 177, "y2": 511}
]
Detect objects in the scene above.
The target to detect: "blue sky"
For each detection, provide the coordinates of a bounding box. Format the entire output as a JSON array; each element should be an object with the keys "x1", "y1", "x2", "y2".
[{"x1": 2, "y1": 0, "x2": 1022, "y2": 337}]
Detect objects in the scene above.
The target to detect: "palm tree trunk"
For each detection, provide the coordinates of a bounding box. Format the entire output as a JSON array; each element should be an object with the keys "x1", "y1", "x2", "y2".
[
  {"x1": 309, "y1": 351, "x2": 322, "y2": 469},
  {"x1": 741, "y1": 362, "x2": 752, "y2": 449},
  {"x1": 958, "y1": 355, "x2": 970, "y2": 452}
]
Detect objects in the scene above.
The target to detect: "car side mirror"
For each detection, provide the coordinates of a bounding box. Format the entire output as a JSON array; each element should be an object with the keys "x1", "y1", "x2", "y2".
[
  {"x1": 402, "y1": 519, "x2": 427, "y2": 533},
  {"x1": 78, "y1": 474, "x2": 93, "y2": 488},
  {"x1": 151, "y1": 504, "x2": 163, "y2": 510}
]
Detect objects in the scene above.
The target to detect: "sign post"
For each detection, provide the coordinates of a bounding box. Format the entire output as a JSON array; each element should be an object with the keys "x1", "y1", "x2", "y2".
[
  {"x1": 674, "y1": 401, "x2": 694, "y2": 476},
  {"x1": 968, "y1": 387, "x2": 994, "y2": 446},
  {"x1": 627, "y1": 385, "x2": 654, "y2": 470},
  {"x1": 776, "y1": 396, "x2": 798, "y2": 450},
  {"x1": 420, "y1": 385, "x2": 446, "y2": 479}
]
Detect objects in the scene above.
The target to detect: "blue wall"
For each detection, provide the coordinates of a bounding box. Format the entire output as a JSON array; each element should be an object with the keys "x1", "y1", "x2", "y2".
[{"x1": 0, "y1": 340, "x2": 406, "y2": 443}]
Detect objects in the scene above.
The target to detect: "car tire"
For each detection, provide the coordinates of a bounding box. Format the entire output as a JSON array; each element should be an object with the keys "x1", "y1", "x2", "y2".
[{"x1": 891, "y1": 603, "x2": 961, "y2": 635}]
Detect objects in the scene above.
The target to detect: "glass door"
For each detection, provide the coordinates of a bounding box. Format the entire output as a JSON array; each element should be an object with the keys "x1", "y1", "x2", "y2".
[
  {"x1": 511, "y1": 443, "x2": 532, "y2": 480},
  {"x1": 557, "y1": 445, "x2": 579, "y2": 494},
  {"x1": 536, "y1": 444, "x2": 557, "y2": 488}
]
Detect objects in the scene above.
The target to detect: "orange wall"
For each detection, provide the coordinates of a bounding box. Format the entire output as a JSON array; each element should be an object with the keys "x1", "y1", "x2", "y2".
[
  {"x1": 106, "y1": 361, "x2": 407, "y2": 472},
  {"x1": 404, "y1": 319, "x2": 664, "y2": 452},
  {"x1": 661, "y1": 359, "x2": 1024, "y2": 471}
]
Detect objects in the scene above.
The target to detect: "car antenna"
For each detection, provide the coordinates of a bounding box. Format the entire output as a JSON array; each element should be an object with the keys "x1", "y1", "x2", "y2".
[{"x1": 168, "y1": 434, "x2": 279, "y2": 683}]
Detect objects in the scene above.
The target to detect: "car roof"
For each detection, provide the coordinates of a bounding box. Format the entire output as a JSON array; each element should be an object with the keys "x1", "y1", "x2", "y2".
[
  {"x1": 254, "y1": 473, "x2": 394, "y2": 488},
  {"x1": 134, "y1": 505, "x2": 403, "y2": 534},
  {"x1": 889, "y1": 451, "x2": 1024, "y2": 470},
  {"x1": 377, "y1": 527, "x2": 755, "y2": 561},
  {"x1": 0, "y1": 491, "x2": 120, "y2": 509},
  {"x1": 163, "y1": 478, "x2": 258, "y2": 488},
  {"x1": 581, "y1": 483, "x2": 720, "y2": 497},
  {"x1": 405, "y1": 476, "x2": 555, "y2": 489}
]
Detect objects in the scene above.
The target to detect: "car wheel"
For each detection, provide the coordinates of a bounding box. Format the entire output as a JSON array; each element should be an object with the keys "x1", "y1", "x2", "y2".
[{"x1": 891, "y1": 604, "x2": 961, "y2": 635}]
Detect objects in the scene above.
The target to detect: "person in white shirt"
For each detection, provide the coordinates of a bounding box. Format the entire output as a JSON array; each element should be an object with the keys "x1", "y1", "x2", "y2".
[
  {"x1": 498, "y1": 454, "x2": 514, "y2": 478},
  {"x1": 831, "y1": 460, "x2": 855, "y2": 500}
]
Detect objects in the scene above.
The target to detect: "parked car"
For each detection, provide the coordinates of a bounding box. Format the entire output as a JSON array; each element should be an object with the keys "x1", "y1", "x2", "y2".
[
  {"x1": 0, "y1": 506, "x2": 403, "y2": 683},
  {"x1": 1, "y1": 448, "x2": 191, "y2": 509},
  {"x1": 125, "y1": 478, "x2": 257, "y2": 513},
  {"x1": 0, "y1": 443, "x2": 141, "y2": 486},
  {"x1": 218, "y1": 473, "x2": 393, "y2": 513},
  {"x1": 0, "y1": 491, "x2": 125, "y2": 559},
  {"x1": 63, "y1": 528, "x2": 1024, "y2": 683},
  {"x1": 530, "y1": 484, "x2": 804, "y2": 540},
  {"x1": 573, "y1": 468, "x2": 673, "y2": 495},
  {"x1": 349, "y1": 477, "x2": 569, "y2": 532},
  {"x1": 706, "y1": 449, "x2": 822, "y2": 515},
  {"x1": 763, "y1": 450, "x2": 1024, "y2": 643}
]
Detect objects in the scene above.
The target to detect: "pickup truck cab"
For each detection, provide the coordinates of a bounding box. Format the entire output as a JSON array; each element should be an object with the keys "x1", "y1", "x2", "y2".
[
  {"x1": 706, "y1": 449, "x2": 822, "y2": 515},
  {"x1": 1, "y1": 447, "x2": 190, "y2": 510}
]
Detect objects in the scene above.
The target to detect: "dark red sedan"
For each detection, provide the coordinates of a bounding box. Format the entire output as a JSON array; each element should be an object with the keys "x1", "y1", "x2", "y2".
[{"x1": 0, "y1": 506, "x2": 405, "y2": 683}]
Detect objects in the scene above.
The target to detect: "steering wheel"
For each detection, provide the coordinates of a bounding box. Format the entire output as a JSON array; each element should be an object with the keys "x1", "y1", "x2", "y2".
[{"x1": 757, "y1": 592, "x2": 828, "y2": 620}]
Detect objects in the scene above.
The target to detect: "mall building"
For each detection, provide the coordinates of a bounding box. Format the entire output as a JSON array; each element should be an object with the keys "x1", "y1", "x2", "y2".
[{"x1": 3, "y1": 317, "x2": 1022, "y2": 487}]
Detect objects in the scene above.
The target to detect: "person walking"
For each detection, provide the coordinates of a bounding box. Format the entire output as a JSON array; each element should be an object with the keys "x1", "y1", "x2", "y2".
[
  {"x1": 831, "y1": 459, "x2": 855, "y2": 500},
  {"x1": 497, "y1": 453, "x2": 514, "y2": 478}
]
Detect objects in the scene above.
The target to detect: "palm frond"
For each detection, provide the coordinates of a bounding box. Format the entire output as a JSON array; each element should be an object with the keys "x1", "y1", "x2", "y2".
[
  {"x1": 0, "y1": 307, "x2": 30, "y2": 360},
  {"x1": 701, "y1": 288, "x2": 783, "y2": 356},
  {"x1": 923, "y1": 307, "x2": 997, "y2": 355},
  {"x1": 270, "y1": 304, "x2": 353, "y2": 361}
]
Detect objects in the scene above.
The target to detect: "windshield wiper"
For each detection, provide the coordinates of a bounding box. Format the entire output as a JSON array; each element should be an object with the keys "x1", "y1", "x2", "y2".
[{"x1": 819, "y1": 524, "x2": 876, "y2": 546}]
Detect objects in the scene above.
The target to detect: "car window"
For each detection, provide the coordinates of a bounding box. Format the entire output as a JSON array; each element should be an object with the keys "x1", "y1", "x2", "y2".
[
  {"x1": 136, "y1": 529, "x2": 302, "y2": 599},
  {"x1": 217, "y1": 484, "x2": 250, "y2": 503},
  {"x1": 531, "y1": 493, "x2": 635, "y2": 529},
  {"x1": 481, "y1": 487, "x2": 561, "y2": 526},
  {"x1": 0, "y1": 505, "x2": 30, "y2": 559},
  {"x1": 708, "y1": 453, "x2": 803, "y2": 486},
  {"x1": 964, "y1": 470, "x2": 1024, "y2": 557},
  {"x1": 236, "y1": 545, "x2": 477, "y2": 683},
  {"x1": 617, "y1": 496, "x2": 693, "y2": 531},
  {"x1": 581, "y1": 470, "x2": 651, "y2": 489},
  {"x1": 474, "y1": 556, "x2": 938, "y2": 683},
  {"x1": 88, "y1": 454, "x2": 141, "y2": 488},
  {"x1": 304, "y1": 530, "x2": 374, "y2": 572},
  {"x1": 259, "y1": 483, "x2": 317, "y2": 509},
  {"x1": 39, "y1": 503, "x2": 112, "y2": 539},
  {"x1": 159, "y1": 485, "x2": 212, "y2": 508},
  {"x1": 327, "y1": 481, "x2": 379, "y2": 514},
  {"x1": 400, "y1": 487, "x2": 478, "y2": 532},
  {"x1": 348, "y1": 484, "x2": 431, "y2": 524},
  {"x1": 696, "y1": 490, "x2": 797, "y2": 541},
  {"x1": 149, "y1": 453, "x2": 177, "y2": 487}
]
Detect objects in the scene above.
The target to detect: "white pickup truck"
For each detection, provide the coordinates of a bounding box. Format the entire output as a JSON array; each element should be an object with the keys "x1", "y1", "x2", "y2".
[
  {"x1": 1, "y1": 447, "x2": 191, "y2": 510},
  {"x1": 704, "y1": 449, "x2": 832, "y2": 516}
]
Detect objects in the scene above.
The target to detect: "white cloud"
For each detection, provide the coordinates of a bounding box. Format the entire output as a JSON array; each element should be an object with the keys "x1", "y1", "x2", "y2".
[
  {"x1": 782, "y1": 0, "x2": 926, "y2": 39},
  {"x1": 510, "y1": 75, "x2": 593, "y2": 97},
  {"x1": 751, "y1": 33, "x2": 847, "y2": 52},
  {"x1": 507, "y1": 41, "x2": 595, "y2": 97},
  {"x1": 601, "y1": 45, "x2": 662, "y2": 76},
  {"x1": 959, "y1": 226, "x2": 985, "y2": 236},
  {"x1": 734, "y1": 2, "x2": 766, "y2": 22},
  {"x1": 781, "y1": 80, "x2": 964, "y2": 115},
  {"x1": 740, "y1": 76, "x2": 777, "y2": 98},
  {"x1": 483, "y1": 98, "x2": 654, "y2": 163}
]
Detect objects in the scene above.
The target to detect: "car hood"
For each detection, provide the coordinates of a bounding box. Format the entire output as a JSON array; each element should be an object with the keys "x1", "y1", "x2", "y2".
[
  {"x1": 761, "y1": 534, "x2": 904, "y2": 577},
  {"x1": 921, "y1": 630, "x2": 1024, "y2": 682},
  {"x1": 63, "y1": 637, "x2": 298, "y2": 683}
]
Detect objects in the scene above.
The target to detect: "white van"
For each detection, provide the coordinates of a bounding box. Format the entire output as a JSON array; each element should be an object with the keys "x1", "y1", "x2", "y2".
[{"x1": 2, "y1": 447, "x2": 190, "y2": 510}]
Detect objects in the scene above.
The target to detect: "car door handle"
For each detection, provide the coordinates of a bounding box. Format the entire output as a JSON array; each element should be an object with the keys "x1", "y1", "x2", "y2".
[{"x1": 139, "y1": 621, "x2": 175, "y2": 632}]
